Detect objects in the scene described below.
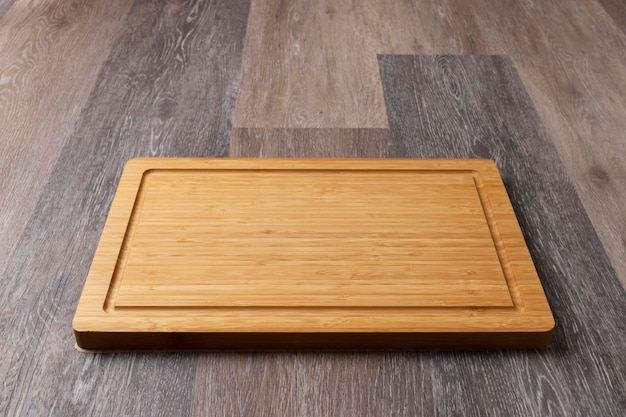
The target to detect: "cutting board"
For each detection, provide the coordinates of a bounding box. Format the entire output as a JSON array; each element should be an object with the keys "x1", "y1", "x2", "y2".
[{"x1": 73, "y1": 158, "x2": 554, "y2": 350}]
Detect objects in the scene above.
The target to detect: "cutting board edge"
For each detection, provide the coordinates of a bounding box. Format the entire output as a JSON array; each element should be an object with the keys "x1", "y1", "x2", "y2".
[{"x1": 74, "y1": 327, "x2": 554, "y2": 351}]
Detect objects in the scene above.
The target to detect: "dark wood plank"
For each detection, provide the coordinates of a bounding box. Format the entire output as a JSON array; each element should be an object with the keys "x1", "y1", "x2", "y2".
[
  {"x1": 30, "y1": 0, "x2": 250, "y2": 233},
  {"x1": 597, "y1": 0, "x2": 626, "y2": 33},
  {"x1": 379, "y1": 54, "x2": 626, "y2": 416},
  {"x1": 0, "y1": 231, "x2": 198, "y2": 416},
  {"x1": 230, "y1": 128, "x2": 390, "y2": 157},
  {"x1": 0, "y1": 0, "x2": 250, "y2": 415},
  {"x1": 0, "y1": 231, "x2": 96, "y2": 415},
  {"x1": 0, "y1": 0, "x2": 16, "y2": 20}
]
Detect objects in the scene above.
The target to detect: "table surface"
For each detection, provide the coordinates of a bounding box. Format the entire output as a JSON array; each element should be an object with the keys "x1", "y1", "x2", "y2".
[{"x1": 1, "y1": 0, "x2": 625, "y2": 416}]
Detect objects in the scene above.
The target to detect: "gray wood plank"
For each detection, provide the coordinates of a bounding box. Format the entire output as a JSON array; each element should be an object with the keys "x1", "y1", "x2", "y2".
[
  {"x1": 1, "y1": 231, "x2": 198, "y2": 417},
  {"x1": 597, "y1": 0, "x2": 626, "y2": 33},
  {"x1": 379, "y1": 54, "x2": 626, "y2": 417},
  {"x1": 0, "y1": 0, "x2": 15, "y2": 20},
  {"x1": 190, "y1": 353, "x2": 299, "y2": 416},
  {"x1": 291, "y1": 353, "x2": 433, "y2": 417},
  {"x1": 0, "y1": 0, "x2": 133, "y2": 285},
  {"x1": 30, "y1": 0, "x2": 250, "y2": 233},
  {"x1": 189, "y1": 352, "x2": 433, "y2": 416},
  {"x1": 230, "y1": 128, "x2": 390, "y2": 157},
  {"x1": 0, "y1": 0, "x2": 250, "y2": 416}
]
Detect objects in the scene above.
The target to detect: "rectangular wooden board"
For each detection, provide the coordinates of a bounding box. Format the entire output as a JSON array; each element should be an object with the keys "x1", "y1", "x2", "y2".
[{"x1": 73, "y1": 158, "x2": 554, "y2": 350}]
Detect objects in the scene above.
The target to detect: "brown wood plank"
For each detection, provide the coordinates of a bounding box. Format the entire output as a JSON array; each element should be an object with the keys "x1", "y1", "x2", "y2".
[
  {"x1": 230, "y1": 128, "x2": 390, "y2": 157},
  {"x1": 379, "y1": 53, "x2": 626, "y2": 416}
]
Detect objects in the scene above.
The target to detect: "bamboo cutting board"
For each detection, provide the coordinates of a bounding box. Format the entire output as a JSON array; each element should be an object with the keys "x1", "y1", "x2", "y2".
[{"x1": 73, "y1": 158, "x2": 554, "y2": 350}]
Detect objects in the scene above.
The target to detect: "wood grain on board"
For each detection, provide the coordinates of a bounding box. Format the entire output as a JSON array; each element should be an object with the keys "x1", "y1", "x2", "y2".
[
  {"x1": 73, "y1": 158, "x2": 553, "y2": 350},
  {"x1": 379, "y1": 53, "x2": 626, "y2": 417},
  {"x1": 230, "y1": 128, "x2": 390, "y2": 158}
]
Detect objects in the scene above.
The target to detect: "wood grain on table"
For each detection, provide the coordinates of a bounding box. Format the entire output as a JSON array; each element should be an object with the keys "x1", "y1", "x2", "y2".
[
  {"x1": 230, "y1": 128, "x2": 390, "y2": 158},
  {"x1": 598, "y1": 0, "x2": 626, "y2": 33},
  {"x1": 379, "y1": 53, "x2": 626, "y2": 416},
  {"x1": 1, "y1": 0, "x2": 625, "y2": 416},
  {"x1": 0, "y1": 0, "x2": 133, "y2": 285}
]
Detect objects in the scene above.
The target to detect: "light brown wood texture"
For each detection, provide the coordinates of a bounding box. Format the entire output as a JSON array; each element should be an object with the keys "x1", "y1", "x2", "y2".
[
  {"x1": 234, "y1": 0, "x2": 626, "y2": 288},
  {"x1": 73, "y1": 158, "x2": 553, "y2": 350},
  {"x1": 0, "y1": 0, "x2": 133, "y2": 277}
]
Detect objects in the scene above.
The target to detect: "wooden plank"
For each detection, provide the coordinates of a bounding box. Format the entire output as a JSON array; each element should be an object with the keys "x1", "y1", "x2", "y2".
[
  {"x1": 379, "y1": 53, "x2": 626, "y2": 417},
  {"x1": 189, "y1": 352, "x2": 433, "y2": 417},
  {"x1": 190, "y1": 353, "x2": 298, "y2": 417},
  {"x1": 73, "y1": 158, "x2": 553, "y2": 350},
  {"x1": 468, "y1": 0, "x2": 626, "y2": 291},
  {"x1": 597, "y1": 0, "x2": 626, "y2": 33},
  {"x1": 0, "y1": 0, "x2": 16, "y2": 20},
  {"x1": 0, "y1": 232, "x2": 96, "y2": 415},
  {"x1": 28, "y1": 0, "x2": 250, "y2": 233},
  {"x1": 0, "y1": 0, "x2": 250, "y2": 415},
  {"x1": 230, "y1": 128, "x2": 390, "y2": 158},
  {"x1": 0, "y1": 231, "x2": 197, "y2": 416},
  {"x1": 0, "y1": 0, "x2": 133, "y2": 280},
  {"x1": 233, "y1": 0, "x2": 391, "y2": 128}
]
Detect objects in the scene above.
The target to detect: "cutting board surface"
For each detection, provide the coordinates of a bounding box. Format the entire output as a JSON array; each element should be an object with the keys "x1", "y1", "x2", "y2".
[{"x1": 73, "y1": 159, "x2": 554, "y2": 350}]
